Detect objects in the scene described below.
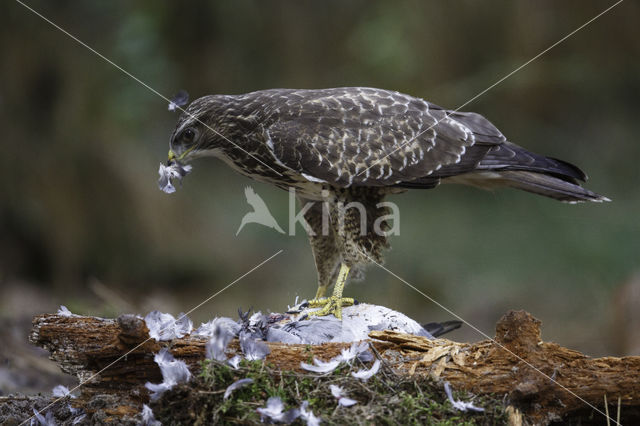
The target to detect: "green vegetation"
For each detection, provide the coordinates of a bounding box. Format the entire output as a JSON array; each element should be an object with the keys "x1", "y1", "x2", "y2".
[{"x1": 152, "y1": 359, "x2": 507, "y2": 425}]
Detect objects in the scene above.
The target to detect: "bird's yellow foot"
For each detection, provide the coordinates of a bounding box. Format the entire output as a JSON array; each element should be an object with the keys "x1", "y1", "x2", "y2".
[
  {"x1": 305, "y1": 263, "x2": 354, "y2": 319},
  {"x1": 307, "y1": 296, "x2": 355, "y2": 320}
]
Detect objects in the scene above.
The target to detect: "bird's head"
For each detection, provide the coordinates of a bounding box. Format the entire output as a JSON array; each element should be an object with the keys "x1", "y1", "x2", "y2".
[{"x1": 167, "y1": 95, "x2": 237, "y2": 164}]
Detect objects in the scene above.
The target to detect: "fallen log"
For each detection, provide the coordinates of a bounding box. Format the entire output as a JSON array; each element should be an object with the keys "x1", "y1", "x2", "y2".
[
  {"x1": 9, "y1": 310, "x2": 640, "y2": 424},
  {"x1": 371, "y1": 311, "x2": 640, "y2": 424}
]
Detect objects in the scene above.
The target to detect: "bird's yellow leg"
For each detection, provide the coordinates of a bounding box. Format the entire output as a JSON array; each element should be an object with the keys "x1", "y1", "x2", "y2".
[
  {"x1": 314, "y1": 284, "x2": 328, "y2": 299},
  {"x1": 308, "y1": 264, "x2": 355, "y2": 319}
]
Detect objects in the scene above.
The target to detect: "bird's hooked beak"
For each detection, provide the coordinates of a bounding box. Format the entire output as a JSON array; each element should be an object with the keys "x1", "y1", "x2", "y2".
[
  {"x1": 167, "y1": 146, "x2": 196, "y2": 165},
  {"x1": 167, "y1": 149, "x2": 176, "y2": 164}
]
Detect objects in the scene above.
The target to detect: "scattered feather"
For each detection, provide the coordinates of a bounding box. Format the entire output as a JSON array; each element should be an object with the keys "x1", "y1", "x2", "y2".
[
  {"x1": 224, "y1": 378, "x2": 254, "y2": 400},
  {"x1": 57, "y1": 305, "x2": 74, "y2": 317},
  {"x1": 338, "y1": 396, "x2": 357, "y2": 407},
  {"x1": 337, "y1": 341, "x2": 368, "y2": 364},
  {"x1": 194, "y1": 317, "x2": 240, "y2": 338},
  {"x1": 205, "y1": 324, "x2": 235, "y2": 361},
  {"x1": 52, "y1": 384, "x2": 74, "y2": 398},
  {"x1": 68, "y1": 404, "x2": 81, "y2": 416},
  {"x1": 286, "y1": 297, "x2": 306, "y2": 313},
  {"x1": 31, "y1": 408, "x2": 55, "y2": 426},
  {"x1": 145, "y1": 311, "x2": 192, "y2": 341},
  {"x1": 158, "y1": 161, "x2": 192, "y2": 194},
  {"x1": 168, "y1": 90, "x2": 189, "y2": 111},
  {"x1": 351, "y1": 359, "x2": 380, "y2": 381},
  {"x1": 227, "y1": 355, "x2": 242, "y2": 369},
  {"x1": 299, "y1": 401, "x2": 321, "y2": 426},
  {"x1": 144, "y1": 380, "x2": 173, "y2": 400},
  {"x1": 141, "y1": 404, "x2": 161, "y2": 426},
  {"x1": 300, "y1": 357, "x2": 341, "y2": 373},
  {"x1": 357, "y1": 350, "x2": 374, "y2": 363},
  {"x1": 145, "y1": 348, "x2": 191, "y2": 401},
  {"x1": 145, "y1": 311, "x2": 176, "y2": 340},
  {"x1": 288, "y1": 296, "x2": 300, "y2": 310},
  {"x1": 175, "y1": 313, "x2": 193, "y2": 337},
  {"x1": 68, "y1": 403, "x2": 87, "y2": 424},
  {"x1": 329, "y1": 385, "x2": 357, "y2": 407},
  {"x1": 444, "y1": 382, "x2": 484, "y2": 412},
  {"x1": 240, "y1": 334, "x2": 271, "y2": 360},
  {"x1": 257, "y1": 396, "x2": 284, "y2": 420},
  {"x1": 72, "y1": 414, "x2": 86, "y2": 424},
  {"x1": 256, "y1": 397, "x2": 300, "y2": 424}
]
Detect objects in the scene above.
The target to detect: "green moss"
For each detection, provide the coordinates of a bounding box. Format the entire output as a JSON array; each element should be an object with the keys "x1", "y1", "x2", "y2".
[{"x1": 153, "y1": 358, "x2": 508, "y2": 425}]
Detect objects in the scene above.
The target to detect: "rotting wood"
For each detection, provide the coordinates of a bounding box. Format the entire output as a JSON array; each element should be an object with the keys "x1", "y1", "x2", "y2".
[
  {"x1": 371, "y1": 311, "x2": 640, "y2": 424},
  {"x1": 22, "y1": 310, "x2": 640, "y2": 424}
]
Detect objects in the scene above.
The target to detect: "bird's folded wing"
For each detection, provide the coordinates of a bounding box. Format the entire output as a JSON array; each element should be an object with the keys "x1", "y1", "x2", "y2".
[{"x1": 262, "y1": 89, "x2": 505, "y2": 187}]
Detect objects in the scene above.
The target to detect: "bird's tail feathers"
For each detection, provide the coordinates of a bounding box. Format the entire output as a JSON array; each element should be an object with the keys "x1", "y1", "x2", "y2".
[
  {"x1": 477, "y1": 142, "x2": 588, "y2": 183},
  {"x1": 498, "y1": 171, "x2": 610, "y2": 203}
]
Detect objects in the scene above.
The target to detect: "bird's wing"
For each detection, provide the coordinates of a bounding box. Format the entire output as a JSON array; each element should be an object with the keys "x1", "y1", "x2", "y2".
[{"x1": 263, "y1": 87, "x2": 506, "y2": 187}]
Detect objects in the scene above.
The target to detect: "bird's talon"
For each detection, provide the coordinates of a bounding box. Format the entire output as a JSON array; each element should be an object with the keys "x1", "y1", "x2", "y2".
[
  {"x1": 307, "y1": 297, "x2": 328, "y2": 308},
  {"x1": 306, "y1": 296, "x2": 355, "y2": 319}
]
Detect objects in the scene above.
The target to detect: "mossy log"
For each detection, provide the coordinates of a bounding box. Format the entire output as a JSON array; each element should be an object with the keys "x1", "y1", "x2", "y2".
[{"x1": 17, "y1": 310, "x2": 640, "y2": 424}]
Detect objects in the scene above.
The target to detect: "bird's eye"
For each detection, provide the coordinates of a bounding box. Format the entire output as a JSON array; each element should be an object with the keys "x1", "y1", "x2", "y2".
[{"x1": 182, "y1": 128, "x2": 196, "y2": 143}]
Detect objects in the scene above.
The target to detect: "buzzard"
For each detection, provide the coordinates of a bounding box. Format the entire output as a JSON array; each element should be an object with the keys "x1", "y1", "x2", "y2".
[{"x1": 163, "y1": 87, "x2": 608, "y2": 318}]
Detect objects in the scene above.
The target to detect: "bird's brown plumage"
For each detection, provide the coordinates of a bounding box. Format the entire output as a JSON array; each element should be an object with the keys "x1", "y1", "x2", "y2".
[{"x1": 167, "y1": 87, "x2": 609, "y2": 316}]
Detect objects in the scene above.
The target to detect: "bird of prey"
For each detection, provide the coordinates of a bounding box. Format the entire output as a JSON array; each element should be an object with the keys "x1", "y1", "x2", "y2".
[{"x1": 163, "y1": 87, "x2": 609, "y2": 319}]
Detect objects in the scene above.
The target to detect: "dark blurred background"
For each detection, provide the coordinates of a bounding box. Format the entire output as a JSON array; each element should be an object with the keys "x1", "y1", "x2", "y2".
[{"x1": 1, "y1": 0, "x2": 639, "y2": 393}]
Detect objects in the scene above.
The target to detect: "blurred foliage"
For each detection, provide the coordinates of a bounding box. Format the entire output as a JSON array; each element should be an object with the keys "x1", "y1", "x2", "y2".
[{"x1": 1, "y1": 0, "x2": 639, "y2": 356}]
